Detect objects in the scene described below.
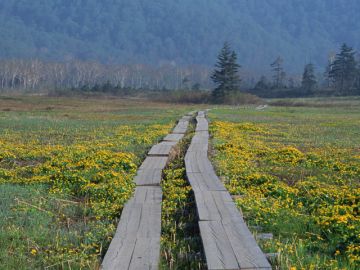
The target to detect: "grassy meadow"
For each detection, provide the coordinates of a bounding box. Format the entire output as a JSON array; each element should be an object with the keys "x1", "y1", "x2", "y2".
[
  {"x1": 0, "y1": 95, "x2": 193, "y2": 269},
  {"x1": 0, "y1": 95, "x2": 359, "y2": 270},
  {"x1": 209, "y1": 97, "x2": 360, "y2": 269}
]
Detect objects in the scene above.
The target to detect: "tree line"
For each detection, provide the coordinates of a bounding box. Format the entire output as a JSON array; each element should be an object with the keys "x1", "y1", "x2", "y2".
[
  {"x1": 211, "y1": 43, "x2": 360, "y2": 101},
  {"x1": 0, "y1": 59, "x2": 211, "y2": 92},
  {"x1": 1, "y1": 43, "x2": 360, "y2": 102}
]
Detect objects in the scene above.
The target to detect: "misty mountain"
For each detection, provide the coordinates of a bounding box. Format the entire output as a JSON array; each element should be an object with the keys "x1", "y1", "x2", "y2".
[{"x1": 0, "y1": 0, "x2": 359, "y2": 73}]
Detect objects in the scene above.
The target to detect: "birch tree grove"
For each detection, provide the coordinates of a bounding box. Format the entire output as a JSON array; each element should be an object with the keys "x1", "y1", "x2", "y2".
[{"x1": 0, "y1": 59, "x2": 212, "y2": 92}]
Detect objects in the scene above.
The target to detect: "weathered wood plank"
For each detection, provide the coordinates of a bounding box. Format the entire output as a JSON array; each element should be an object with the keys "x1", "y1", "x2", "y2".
[
  {"x1": 197, "y1": 111, "x2": 206, "y2": 118},
  {"x1": 148, "y1": 141, "x2": 177, "y2": 156},
  {"x1": 223, "y1": 220, "x2": 272, "y2": 269},
  {"x1": 134, "y1": 169, "x2": 162, "y2": 186},
  {"x1": 199, "y1": 221, "x2": 239, "y2": 270},
  {"x1": 163, "y1": 133, "x2": 184, "y2": 142},
  {"x1": 101, "y1": 187, "x2": 162, "y2": 270},
  {"x1": 184, "y1": 111, "x2": 271, "y2": 270},
  {"x1": 185, "y1": 151, "x2": 215, "y2": 174},
  {"x1": 187, "y1": 142, "x2": 208, "y2": 153},
  {"x1": 185, "y1": 151, "x2": 207, "y2": 173},
  {"x1": 173, "y1": 126, "x2": 188, "y2": 134},
  {"x1": 193, "y1": 190, "x2": 243, "y2": 222},
  {"x1": 128, "y1": 237, "x2": 160, "y2": 270},
  {"x1": 196, "y1": 117, "x2": 209, "y2": 132},
  {"x1": 187, "y1": 172, "x2": 226, "y2": 192},
  {"x1": 200, "y1": 220, "x2": 272, "y2": 270},
  {"x1": 139, "y1": 156, "x2": 168, "y2": 170},
  {"x1": 102, "y1": 113, "x2": 193, "y2": 270},
  {"x1": 131, "y1": 186, "x2": 163, "y2": 203},
  {"x1": 172, "y1": 115, "x2": 190, "y2": 134},
  {"x1": 101, "y1": 203, "x2": 142, "y2": 269},
  {"x1": 191, "y1": 131, "x2": 209, "y2": 143}
]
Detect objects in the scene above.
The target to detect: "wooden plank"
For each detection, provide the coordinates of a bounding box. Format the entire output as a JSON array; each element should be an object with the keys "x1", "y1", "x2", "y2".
[
  {"x1": 185, "y1": 151, "x2": 206, "y2": 173},
  {"x1": 187, "y1": 142, "x2": 208, "y2": 153},
  {"x1": 101, "y1": 187, "x2": 162, "y2": 270},
  {"x1": 193, "y1": 190, "x2": 243, "y2": 222},
  {"x1": 197, "y1": 111, "x2": 206, "y2": 118},
  {"x1": 128, "y1": 188, "x2": 162, "y2": 269},
  {"x1": 191, "y1": 131, "x2": 209, "y2": 143},
  {"x1": 185, "y1": 151, "x2": 215, "y2": 174},
  {"x1": 103, "y1": 113, "x2": 192, "y2": 270},
  {"x1": 131, "y1": 186, "x2": 163, "y2": 203},
  {"x1": 148, "y1": 141, "x2": 177, "y2": 156},
  {"x1": 223, "y1": 220, "x2": 272, "y2": 269},
  {"x1": 139, "y1": 156, "x2": 168, "y2": 170},
  {"x1": 184, "y1": 111, "x2": 271, "y2": 269},
  {"x1": 196, "y1": 117, "x2": 209, "y2": 132},
  {"x1": 101, "y1": 203, "x2": 142, "y2": 269},
  {"x1": 199, "y1": 221, "x2": 239, "y2": 270},
  {"x1": 173, "y1": 125, "x2": 188, "y2": 134},
  {"x1": 163, "y1": 133, "x2": 184, "y2": 142},
  {"x1": 128, "y1": 237, "x2": 160, "y2": 270},
  {"x1": 194, "y1": 190, "x2": 221, "y2": 221},
  {"x1": 187, "y1": 172, "x2": 226, "y2": 191},
  {"x1": 199, "y1": 220, "x2": 271, "y2": 270},
  {"x1": 134, "y1": 169, "x2": 162, "y2": 186}
]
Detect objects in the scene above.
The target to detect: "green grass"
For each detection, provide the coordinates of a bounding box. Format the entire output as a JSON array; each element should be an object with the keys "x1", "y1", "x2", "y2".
[
  {"x1": 2, "y1": 95, "x2": 359, "y2": 269},
  {"x1": 210, "y1": 102, "x2": 360, "y2": 148},
  {"x1": 0, "y1": 184, "x2": 114, "y2": 269},
  {"x1": 209, "y1": 97, "x2": 360, "y2": 269},
  {"x1": 160, "y1": 121, "x2": 206, "y2": 270},
  {"x1": 0, "y1": 95, "x2": 193, "y2": 269}
]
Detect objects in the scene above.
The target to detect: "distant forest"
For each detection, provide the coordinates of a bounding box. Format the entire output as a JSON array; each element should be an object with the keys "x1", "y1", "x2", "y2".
[
  {"x1": 1, "y1": 0, "x2": 360, "y2": 72},
  {"x1": 1, "y1": 1, "x2": 360, "y2": 100},
  {"x1": 1, "y1": 43, "x2": 360, "y2": 100}
]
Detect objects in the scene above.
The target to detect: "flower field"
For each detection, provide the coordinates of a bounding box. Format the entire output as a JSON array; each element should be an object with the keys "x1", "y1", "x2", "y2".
[
  {"x1": 1, "y1": 95, "x2": 359, "y2": 270},
  {"x1": 209, "y1": 103, "x2": 360, "y2": 269},
  {"x1": 0, "y1": 96, "x2": 191, "y2": 269}
]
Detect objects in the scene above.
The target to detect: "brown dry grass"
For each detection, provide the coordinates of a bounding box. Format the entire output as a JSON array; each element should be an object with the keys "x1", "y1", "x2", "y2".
[{"x1": 0, "y1": 95, "x2": 195, "y2": 113}]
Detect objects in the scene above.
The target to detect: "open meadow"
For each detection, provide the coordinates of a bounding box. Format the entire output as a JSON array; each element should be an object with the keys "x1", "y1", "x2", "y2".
[
  {"x1": 209, "y1": 97, "x2": 360, "y2": 269},
  {"x1": 0, "y1": 96, "x2": 194, "y2": 269},
  {"x1": 0, "y1": 95, "x2": 359, "y2": 270}
]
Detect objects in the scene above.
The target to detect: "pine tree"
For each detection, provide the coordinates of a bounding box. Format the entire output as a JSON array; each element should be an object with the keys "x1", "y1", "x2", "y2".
[
  {"x1": 270, "y1": 57, "x2": 285, "y2": 88},
  {"x1": 211, "y1": 42, "x2": 241, "y2": 103},
  {"x1": 301, "y1": 63, "x2": 317, "y2": 93},
  {"x1": 254, "y1": 76, "x2": 270, "y2": 90},
  {"x1": 329, "y1": 43, "x2": 357, "y2": 94}
]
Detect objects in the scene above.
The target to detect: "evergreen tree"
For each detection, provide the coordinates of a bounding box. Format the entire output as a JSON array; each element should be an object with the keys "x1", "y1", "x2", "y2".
[
  {"x1": 211, "y1": 42, "x2": 241, "y2": 103},
  {"x1": 329, "y1": 43, "x2": 357, "y2": 94},
  {"x1": 254, "y1": 75, "x2": 270, "y2": 90},
  {"x1": 271, "y1": 57, "x2": 285, "y2": 88},
  {"x1": 301, "y1": 63, "x2": 317, "y2": 93}
]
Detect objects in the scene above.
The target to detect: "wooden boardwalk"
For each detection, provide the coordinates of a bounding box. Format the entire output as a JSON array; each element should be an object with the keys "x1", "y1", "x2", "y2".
[
  {"x1": 101, "y1": 115, "x2": 190, "y2": 270},
  {"x1": 185, "y1": 111, "x2": 271, "y2": 270}
]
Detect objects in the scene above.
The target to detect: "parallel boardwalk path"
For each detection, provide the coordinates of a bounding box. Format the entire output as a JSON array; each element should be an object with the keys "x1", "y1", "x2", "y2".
[
  {"x1": 101, "y1": 115, "x2": 191, "y2": 270},
  {"x1": 185, "y1": 111, "x2": 271, "y2": 270}
]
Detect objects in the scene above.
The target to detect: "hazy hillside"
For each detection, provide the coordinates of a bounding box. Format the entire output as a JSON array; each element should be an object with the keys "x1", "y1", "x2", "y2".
[{"x1": 1, "y1": 0, "x2": 360, "y2": 73}]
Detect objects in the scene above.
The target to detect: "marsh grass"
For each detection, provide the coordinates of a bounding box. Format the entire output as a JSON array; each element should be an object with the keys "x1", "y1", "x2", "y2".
[
  {"x1": 0, "y1": 184, "x2": 113, "y2": 269},
  {"x1": 0, "y1": 95, "x2": 194, "y2": 269},
  {"x1": 209, "y1": 97, "x2": 360, "y2": 269},
  {"x1": 160, "y1": 120, "x2": 207, "y2": 269}
]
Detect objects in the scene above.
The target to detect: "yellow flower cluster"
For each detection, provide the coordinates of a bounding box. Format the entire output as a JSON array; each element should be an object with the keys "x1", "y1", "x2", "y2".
[
  {"x1": 1, "y1": 119, "x2": 175, "y2": 268},
  {"x1": 0, "y1": 123, "x2": 172, "y2": 219},
  {"x1": 211, "y1": 121, "x2": 360, "y2": 269}
]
